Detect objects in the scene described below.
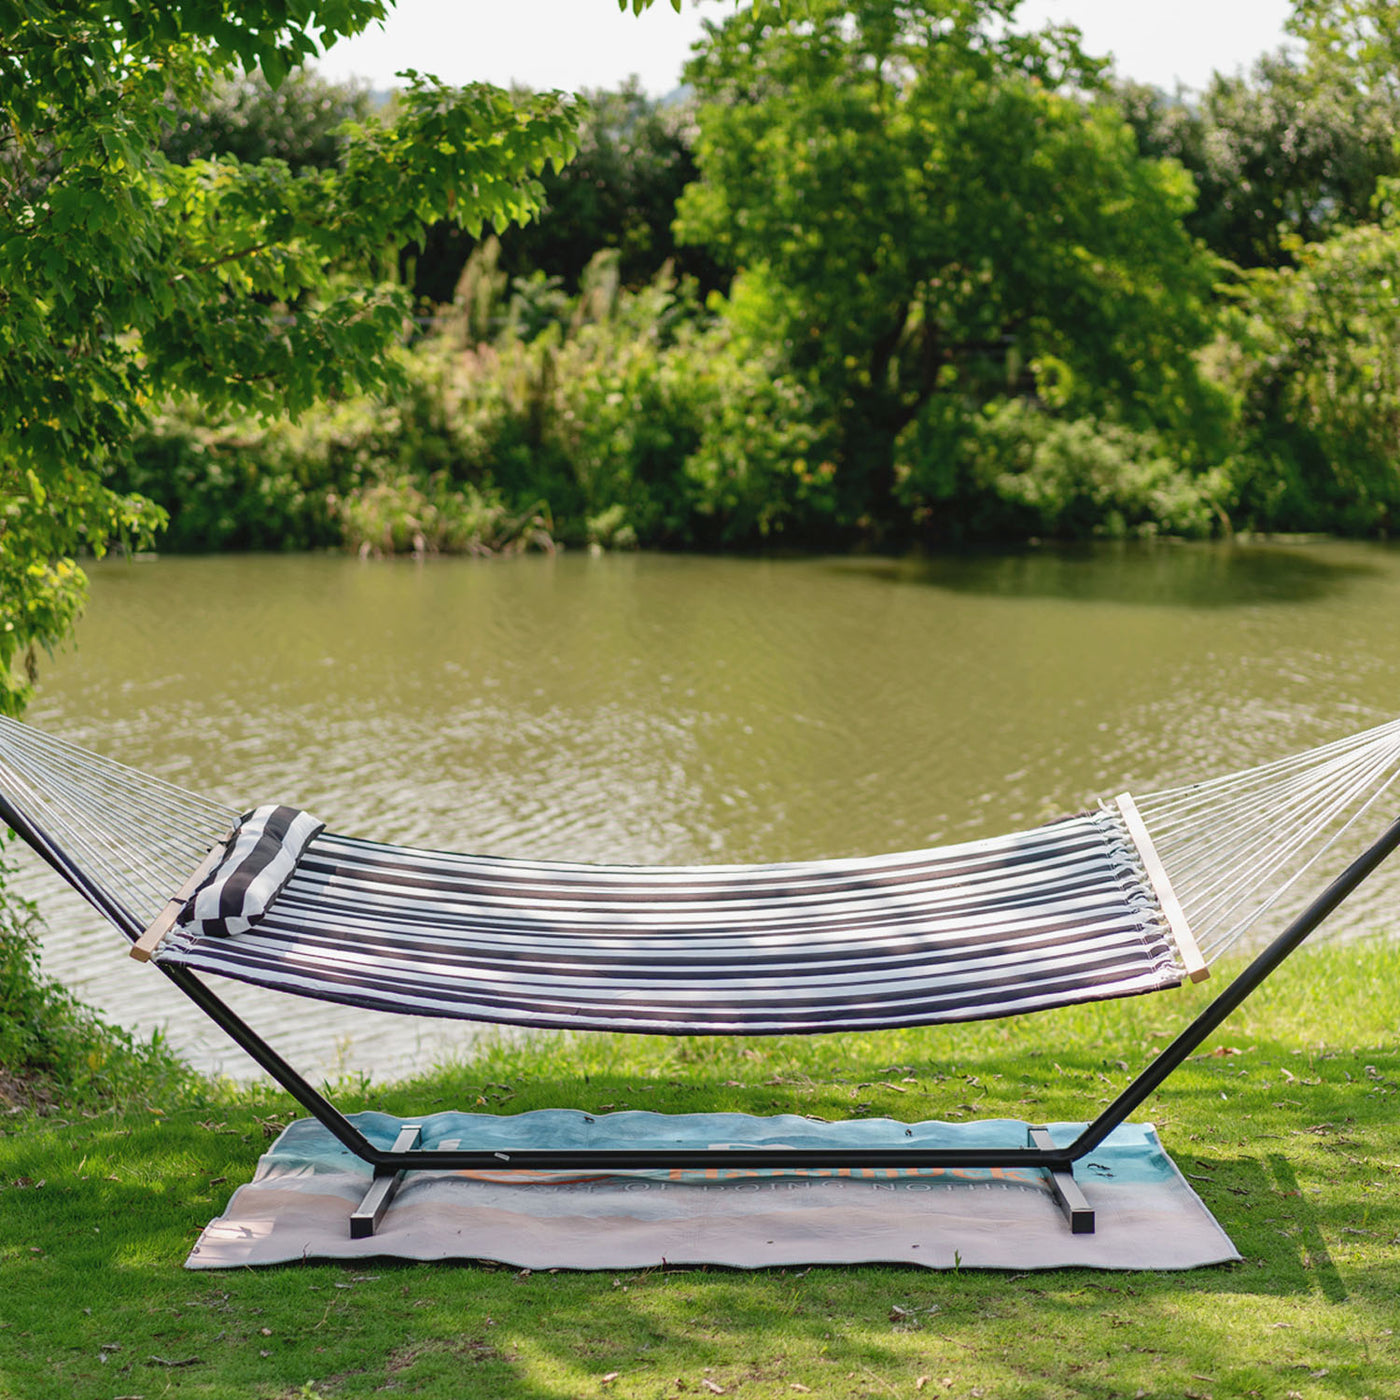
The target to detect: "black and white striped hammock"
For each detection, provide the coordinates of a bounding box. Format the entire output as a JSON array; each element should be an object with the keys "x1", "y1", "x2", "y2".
[
  {"x1": 4, "y1": 713, "x2": 1400, "y2": 1036},
  {"x1": 156, "y1": 806, "x2": 1192, "y2": 1034}
]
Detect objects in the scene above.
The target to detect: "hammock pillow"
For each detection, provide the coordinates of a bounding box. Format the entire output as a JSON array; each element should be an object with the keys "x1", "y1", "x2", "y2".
[{"x1": 180, "y1": 805, "x2": 325, "y2": 937}]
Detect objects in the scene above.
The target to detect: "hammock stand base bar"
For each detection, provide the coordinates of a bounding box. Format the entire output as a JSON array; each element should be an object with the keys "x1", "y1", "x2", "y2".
[
  {"x1": 4, "y1": 784, "x2": 1399, "y2": 1244},
  {"x1": 344, "y1": 1118, "x2": 1099, "y2": 1238},
  {"x1": 341, "y1": 1121, "x2": 1103, "y2": 1240}
]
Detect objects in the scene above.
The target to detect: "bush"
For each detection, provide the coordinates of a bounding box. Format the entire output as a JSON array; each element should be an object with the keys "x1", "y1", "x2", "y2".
[
  {"x1": 679, "y1": 335, "x2": 831, "y2": 546},
  {"x1": 1212, "y1": 206, "x2": 1400, "y2": 534},
  {"x1": 121, "y1": 407, "x2": 341, "y2": 552},
  {"x1": 899, "y1": 398, "x2": 1225, "y2": 541},
  {"x1": 118, "y1": 348, "x2": 503, "y2": 554},
  {"x1": 0, "y1": 853, "x2": 195, "y2": 1110},
  {"x1": 458, "y1": 259, "x2": 830, "y2": 547},
  {"x1": 441, "y1": 251, "x2": 711, "y2": 545},
  {"x1": 121, "y1": 250, "x2": 829, "y2": 554},
  {"x1": 336, "y1": 475, "x2": 551, "y2": 557},
  {"x1": 125, "y1": 245, "x2": 1254, "y2": 554}
]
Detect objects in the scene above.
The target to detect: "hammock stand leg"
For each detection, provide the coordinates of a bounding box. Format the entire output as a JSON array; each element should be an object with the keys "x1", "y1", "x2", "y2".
[
  {"x1": 1028, "y1": 1127, "x2": 1094, "y2": 1234},
  {"x1": 3, "y1": 785, "x2": 1398, "y2": 1244},
  {"x1": 350, "y1": 1123, "x2": 422, "y2": 1239}
]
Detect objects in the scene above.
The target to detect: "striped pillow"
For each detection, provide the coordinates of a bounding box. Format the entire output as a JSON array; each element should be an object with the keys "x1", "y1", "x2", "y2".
[{"x1": 180, "y1": 805, "x2": 325, "y2": 938}]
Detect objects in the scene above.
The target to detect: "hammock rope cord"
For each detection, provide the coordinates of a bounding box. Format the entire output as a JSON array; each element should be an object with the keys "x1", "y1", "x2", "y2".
[
  {"x1": 1130, "y1": 715, "x2": 1400, "y2": 958},
  {"x1": 3, "y1": 714, "x2": 1400, "y2": 1035},
  {"x1": 0, "y1": 718, "x2": 235, "y2": 927}
]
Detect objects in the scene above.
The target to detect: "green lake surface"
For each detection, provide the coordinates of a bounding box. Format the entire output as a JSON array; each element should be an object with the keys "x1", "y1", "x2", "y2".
[{"x1": 17, "y1": 541, "x2": 1400, "y2": 1080}]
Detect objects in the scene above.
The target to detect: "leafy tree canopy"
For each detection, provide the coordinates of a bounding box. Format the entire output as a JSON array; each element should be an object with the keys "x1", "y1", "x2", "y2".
[
  {"x1": 675, "y1": 0, "x2": 1225, "y2": 530},
  {"x1": 160, "y1": 66, "x2": 374, "y2": 172},
  {"x1": 403, "y1": 82, "x2": 721, "y2": 304},
  {"x1": 1113, "y1": 14, "x2": 1400, "y2": 270},
  {"x1": 1289, "y1": 0, "x2": 1400, "y2": 96},
  {"x1": 0, "y1": 0, "x2": 583, "y2": 710}
]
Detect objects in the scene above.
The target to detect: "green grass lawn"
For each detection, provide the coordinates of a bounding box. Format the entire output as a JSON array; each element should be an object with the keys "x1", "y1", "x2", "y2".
[{"x1": 2, "y1": 939, "x2": 1399, "y2": 1400}]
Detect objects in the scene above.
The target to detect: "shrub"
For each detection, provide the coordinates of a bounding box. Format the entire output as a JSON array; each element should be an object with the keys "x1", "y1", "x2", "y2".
[
  {"x1": 124, "y1": 245, "x2": 1256, "y2": 554},
  {"x1": 0, "y1": 852, "x2": 194, "y2": 1109},
  {"x1": 336, "y1": 475, "x2": 552, "y2": 557},
  {"x1": 899, "y1": 398, "x2": 1224, "y2": 541}
]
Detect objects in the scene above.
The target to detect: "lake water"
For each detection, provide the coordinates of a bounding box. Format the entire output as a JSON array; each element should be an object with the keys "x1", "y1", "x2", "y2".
[{"x1": 13, "y1": 541, "x2": 1400, "y2": 1080}]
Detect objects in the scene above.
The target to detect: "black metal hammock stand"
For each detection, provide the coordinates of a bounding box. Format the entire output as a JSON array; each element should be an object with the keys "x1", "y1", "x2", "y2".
[{"x1": 2, "y1": 713, "x2": 1399, "y2": 1239}]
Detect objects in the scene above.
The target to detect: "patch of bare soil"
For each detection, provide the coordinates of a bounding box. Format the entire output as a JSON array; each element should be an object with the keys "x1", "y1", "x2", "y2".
[{"x1": 0, "y1": 1065, "x2": 58, "y2": 1113}]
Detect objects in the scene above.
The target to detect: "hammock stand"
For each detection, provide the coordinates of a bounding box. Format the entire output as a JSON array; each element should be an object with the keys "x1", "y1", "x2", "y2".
[{"x1": 2, "y1": 715, "x2": 1399, "y2": 1241}]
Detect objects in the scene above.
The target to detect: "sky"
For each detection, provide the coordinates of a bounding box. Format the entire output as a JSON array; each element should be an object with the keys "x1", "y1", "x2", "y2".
[{"x1": 314, "y1": 0, "x2": 1298, "y2": 97}]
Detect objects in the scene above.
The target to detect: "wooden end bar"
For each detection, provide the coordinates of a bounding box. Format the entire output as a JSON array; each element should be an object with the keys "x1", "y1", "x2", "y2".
[
  {"x1": 1114, "y1": 792, "x2": 1210, "y2": 984},
  {"x1": 130, "y1": 840, "x2": 229, "y2": 962}
]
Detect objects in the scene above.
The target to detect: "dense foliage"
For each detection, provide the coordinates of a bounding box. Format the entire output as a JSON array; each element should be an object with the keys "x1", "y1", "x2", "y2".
[
  {"x1": 6, "y1": 0, "x2": 1400, "y2": 632},
  {"x1": 404, "y1": 83, "x2": 721, "y2": 304},
  {"x1": 114, "y1": 250, "x2": 830, "y2": 551},
  {"x1": 1219, "y1": 198, "x2": 1400, "y2": 532},
  {"x1": 0, "y1": 0, "x2": 584, "y2": 712},
  {"x1": 0, "y1": 846, "x2": 193, "y2": 1107},
  {"x1": 122, "y1": 0, "x2": 1400, "y2": 558},
  {"x1": 675, "y1": 0, "x2": 1228, "y2": 532},
  {"x1": 159, "y1": 66, "x2": 374, "y2": 172},
  {"x1": 1114, "y1": 50, "x2": 1400, "y2": 271},
  {"x1": 116, "y1": 245, "x2": 1231, "y2": 553}
]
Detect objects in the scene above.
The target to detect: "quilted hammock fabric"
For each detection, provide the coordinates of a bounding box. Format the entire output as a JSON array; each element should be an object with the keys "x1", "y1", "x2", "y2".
[{"x1": 155, "y1": 808, "x2": 1188, "y2": 1034}]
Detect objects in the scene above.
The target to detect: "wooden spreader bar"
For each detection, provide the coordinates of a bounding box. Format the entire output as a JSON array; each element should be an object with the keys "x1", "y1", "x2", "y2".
[
  {"x1": 130, "y1": 838, "x2": 230, "y2": 963},
  {"x1": 1115, "y1": 792, "x2": 1210, "y2": 984}
]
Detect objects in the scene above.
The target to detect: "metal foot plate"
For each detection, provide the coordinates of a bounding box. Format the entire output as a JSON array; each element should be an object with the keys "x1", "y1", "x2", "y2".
[
  {"x1": 1028, "y1": 1127, "x2": 1095, "y2": 1234},
  {"x1": 349, "y1": 1124, "x2": 422, "y2": 1239}
]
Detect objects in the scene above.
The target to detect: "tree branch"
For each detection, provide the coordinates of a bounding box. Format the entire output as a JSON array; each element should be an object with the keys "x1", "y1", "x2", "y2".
[{"x1": 171, "y1": 242, "x2": 278, "y2": 280}]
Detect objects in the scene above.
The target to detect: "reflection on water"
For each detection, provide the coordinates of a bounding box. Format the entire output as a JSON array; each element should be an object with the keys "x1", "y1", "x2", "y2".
[
  {"x1": 840, "y1": 540, "x2": 1381, "y2": 608},
  {"x1": 13, "y1": 539, "x2": 1400, "y2": 1081}
]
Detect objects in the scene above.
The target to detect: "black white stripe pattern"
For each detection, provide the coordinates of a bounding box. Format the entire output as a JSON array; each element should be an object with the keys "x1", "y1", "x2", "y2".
[
  {"x1": 180, "y1": 806, "x2": 326, "y2": 937},
  {"x1": 155, "y1": 808, "x2": 1188, "y2": 1034}
]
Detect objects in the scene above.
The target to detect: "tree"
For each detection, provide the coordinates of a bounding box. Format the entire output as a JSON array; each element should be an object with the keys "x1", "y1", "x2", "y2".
[
  {"x1": 159, "y1": 66, "x2": 374, "y2": 173},
  {"x1": 403, "y1": 83, "x2": 722, "y2": 304},
  {"x1": 1221, "y1": 193, "x2": 1400, "y2": 531},
  {"x1": 675, "y1": 0, "x2": 1224, "y2": 532},
  {"x1": 1112, "y1": 54, "x2": 1400, "y2": 271},
  {"x1": 509, "y1": 83, "x2": 704, "y2": 291},
  {"x1": 1289, "y1": 0, "x2": 1400, "y2": 98},
  {"x1": 1111, "y1": 0, "x2": 1400, "y2": 271},
  {"x1": 0, "y1": 0, "x2": 583, "y2": 711}
]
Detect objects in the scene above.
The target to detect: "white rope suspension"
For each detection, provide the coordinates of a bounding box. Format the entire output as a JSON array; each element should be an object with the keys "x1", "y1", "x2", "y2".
[
  {"x1": 1142, "y1": 716, "x2": 1400, "y2": 812},
  {"x1": 1132, "y1": 716, "x2": 1400, "y2": 958},
  {"x1": 1164, "y1": 743, "x2": 1393, "y2": 906},
  {"x1": 0, "y1": 715, "x2": 235, "y2": 926}
]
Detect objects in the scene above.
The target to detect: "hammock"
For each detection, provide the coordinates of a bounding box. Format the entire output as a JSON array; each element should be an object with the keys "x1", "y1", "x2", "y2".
[
  {"x1": 3, "y1": 713, "x2": 1399, "y2": 1239},
  {"x1": 145, "y1": 809, "x2": 1201, "y2": 1035}
]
